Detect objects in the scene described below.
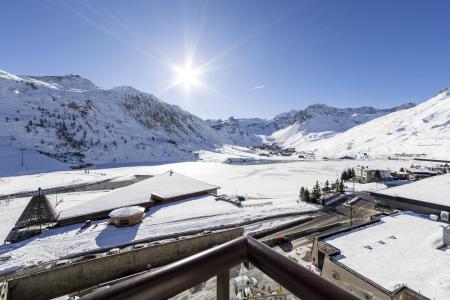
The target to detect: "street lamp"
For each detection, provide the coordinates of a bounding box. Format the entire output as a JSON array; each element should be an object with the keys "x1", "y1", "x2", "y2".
[{"x1": 347, "y1": 197, "x2": 359, "y2": 227}]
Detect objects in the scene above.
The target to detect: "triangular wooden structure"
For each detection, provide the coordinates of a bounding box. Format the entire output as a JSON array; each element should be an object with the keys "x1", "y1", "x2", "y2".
[
  {"x1": 5, "y1": 190, "x2": 57, "y2": 243},
  {"x1": 14, "y1": 194, "x2": 57, "y2": 229}
]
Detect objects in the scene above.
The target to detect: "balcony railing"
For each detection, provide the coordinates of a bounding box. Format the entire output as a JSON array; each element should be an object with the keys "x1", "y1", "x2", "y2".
[{"x1": 80, "y1": 236, "x2": 358, "y2": 300}]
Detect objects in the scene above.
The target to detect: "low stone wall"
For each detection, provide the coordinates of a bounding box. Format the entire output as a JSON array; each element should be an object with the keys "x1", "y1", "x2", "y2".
[{"x1": 7, "y1": 227, "x2": 243, "y2": 300}]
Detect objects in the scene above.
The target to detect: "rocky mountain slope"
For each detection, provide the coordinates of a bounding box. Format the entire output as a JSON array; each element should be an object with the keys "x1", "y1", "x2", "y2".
[
  {"x1": 208, "y1": 103, "x2": 415, "y2": 147},
  {"x1": 0, "y1": 70, "x2": 233, "y2": 165},
  {"x1": 269, "y1": 103, "x2": 415, "y2": 147},
  {"x1": 293, "y1": 89, "x2": 450, "y2": 159},
  {"x1": 206, "y1": 110, "x2": 298, "y2": 137},
  {"x1": 1, "y1": 68, "x2": 443, "y2": 167}
]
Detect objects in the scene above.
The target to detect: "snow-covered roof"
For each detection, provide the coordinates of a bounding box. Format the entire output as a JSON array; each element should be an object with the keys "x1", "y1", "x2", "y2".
[
  {"x1": 405, "y1": 167, "x2": 437, "y2": 174},
  {"x1": 375, "y1": 173, "x2": 450, "y2": 207},
  {"x1": 148, "y1": 171, "x2": 219, "y2": 200},
  {"x1": 109, "y1": 206, "x2": 145, "y2": 218},
  {"x1": 324, "y1": 212, "x2": 450, "y2": 300},
  {"x1": 58, "y1": 171, "x2": 219, "y2": 219}
]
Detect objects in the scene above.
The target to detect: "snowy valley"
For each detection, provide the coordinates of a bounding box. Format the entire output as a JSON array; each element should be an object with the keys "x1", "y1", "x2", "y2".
[
  {"x1": 3, "y1": 69, "x2": 445, "y2": 175},
  {"x1": 1, "y1": 70, "x2": 449, "y2": 300}
]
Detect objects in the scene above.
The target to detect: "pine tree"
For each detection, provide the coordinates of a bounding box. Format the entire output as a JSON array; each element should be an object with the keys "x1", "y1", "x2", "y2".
[
  {"x1": 339, "y1": 180, "x2": 345, "y2": 193},
  {"x1": 312, "y1": 181, "x2": 322, "y2": 203},
  {"x1": 335, "y1": 179, "x2": 340, "y2": 193},
  {"x1": 341, "y1": 170, "x2": 348, "y2": 181},
  {"x1": 299, "y1": 186, "x2": 305, "y2": 201},
  {"x1": 323, "y1": 180, "x2": 330, "y2": 193},
  {"x1": 304, "y1": 188, "x2": 310, "y2": 203},
  {"x1": 374, "y1": 170, "x2": 382, "y2": 182}
]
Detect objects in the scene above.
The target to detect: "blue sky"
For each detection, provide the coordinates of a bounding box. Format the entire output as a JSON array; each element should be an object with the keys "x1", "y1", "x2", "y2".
[{"x1": 1, "y1": 0, "x2": 450, "y2": 119}]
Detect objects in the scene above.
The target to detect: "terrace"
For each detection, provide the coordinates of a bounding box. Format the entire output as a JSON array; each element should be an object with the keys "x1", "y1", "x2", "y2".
[{"x1": 81, "y1": 236, "x2": 358, "y2": 300}]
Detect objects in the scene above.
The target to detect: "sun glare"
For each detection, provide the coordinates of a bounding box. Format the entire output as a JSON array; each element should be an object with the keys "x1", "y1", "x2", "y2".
[{"x1": 174, "y1": 64, "x2": 201, "y2": 90}]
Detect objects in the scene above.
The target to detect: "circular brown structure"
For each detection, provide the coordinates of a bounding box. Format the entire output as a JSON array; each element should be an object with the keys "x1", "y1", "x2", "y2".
[{"x1": 109, "y1": 206, "x2": 145, "y2": 227}]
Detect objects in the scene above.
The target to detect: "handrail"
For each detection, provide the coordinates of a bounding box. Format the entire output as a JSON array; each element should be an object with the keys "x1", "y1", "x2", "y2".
[
  {"x1": 81, "y1": 236, "x2": 359, "y2": 300},
  {"x1": 247, "y1": 237, "x2": 356, "y2": 300}
]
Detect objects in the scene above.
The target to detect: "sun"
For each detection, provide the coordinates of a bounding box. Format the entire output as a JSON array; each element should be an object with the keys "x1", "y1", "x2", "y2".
[
  {"x1": 160, "y1": 59, "x2": 209, "y2": 95},
  {"x1": 174, "y1": 64, "x2": 201, "y2": 90}
]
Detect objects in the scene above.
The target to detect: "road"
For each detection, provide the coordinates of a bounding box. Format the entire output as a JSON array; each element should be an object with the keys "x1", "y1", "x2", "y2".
[{"x1": 264, "y1": 195, "x2": 380, "y2": 252}]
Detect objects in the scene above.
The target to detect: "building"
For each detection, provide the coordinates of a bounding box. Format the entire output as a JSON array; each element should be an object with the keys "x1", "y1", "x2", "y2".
[
  {"x1": 311, "y1": 212, "x2": 449, "y2": 300},
  {"x1": 225, "y1": 157, "x2": 258, "y2": 164},
  {"x1": 280, "y1": 147, "x2": 296, "y2": 156},
  {"x1": 390, "y1": 171, "x2": 409, "y2": 180},
  {"x1": 109, "y1": 206, "x2": 145, "y2": 227},
  {"x1": 57, "y1": 171, "x2": 220, "y2": 226},
  {"x1": 355, "y1": 166, "x2": 392, "y2": 183},
  {"x1": 405, "y1": 167, "x2": 437, "y2": 180},
  {"x1": 371, "y1": 173, "x2": 450, "y2": 215}
]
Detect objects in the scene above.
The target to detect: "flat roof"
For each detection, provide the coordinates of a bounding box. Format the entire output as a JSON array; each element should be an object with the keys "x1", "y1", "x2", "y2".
[
  {"x1": 324, "y1": 212, "x2": 450, "y2": 300},
  {"x1": 374, "y1": 173, "x2": 450, "y2": 207},
  {"x1": 58, "y1": 171, "x2": 219, "y2": 219}
]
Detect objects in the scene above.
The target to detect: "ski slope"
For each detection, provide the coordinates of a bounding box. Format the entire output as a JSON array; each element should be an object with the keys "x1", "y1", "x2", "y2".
[{"x1": 292, "y1": 90, "x2": 450, "y2": 159}]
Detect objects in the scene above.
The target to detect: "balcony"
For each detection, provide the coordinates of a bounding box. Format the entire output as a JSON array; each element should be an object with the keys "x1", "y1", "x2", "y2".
[{"x1": 80, "y1": 236, "x2": 358, "y2": 300}]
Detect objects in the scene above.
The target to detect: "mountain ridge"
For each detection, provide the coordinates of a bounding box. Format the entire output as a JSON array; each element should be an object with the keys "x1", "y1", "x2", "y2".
[
  {"x1": 0, "y1": 69, "x2": 232, "y2": 165},
  {"x1": 207, "y1": 102, "x2": 416, "y2": 145},
  {"x1": 1, "y1": 69, "x2": 444, "y2": 167},
  {"x1": 292, "y1": 89, "x2": 450, "y2": 159}
]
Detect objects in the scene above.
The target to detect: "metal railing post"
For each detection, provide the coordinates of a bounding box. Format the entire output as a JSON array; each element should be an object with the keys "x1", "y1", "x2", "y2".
[{"x1": 216, "y1": 270, "x2": 230, "y2": 300}]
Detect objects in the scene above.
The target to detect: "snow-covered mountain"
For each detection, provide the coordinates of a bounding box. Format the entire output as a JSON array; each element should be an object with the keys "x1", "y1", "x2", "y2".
[
  {"x1": 206, "y1": 117, "x2": 263, "y2": 145},
  {"x1": 208, "y1": 103, "x2": 415, "y2": 147},
  {"x1": 292, "y1": 89, "x2": 450, "y2": 159},
  {"x1": 0, "y1": 70, "x2": 234, "y2": 165},
  {"x1": 206, "y1": 109, "x2": 298, "y2": 137},
  {"x1": 1, "y1": 68, "x2": 444, "y2": 167},
  {"x1": 269, "y1": 103, "x2": 415, "y2": 147}
]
